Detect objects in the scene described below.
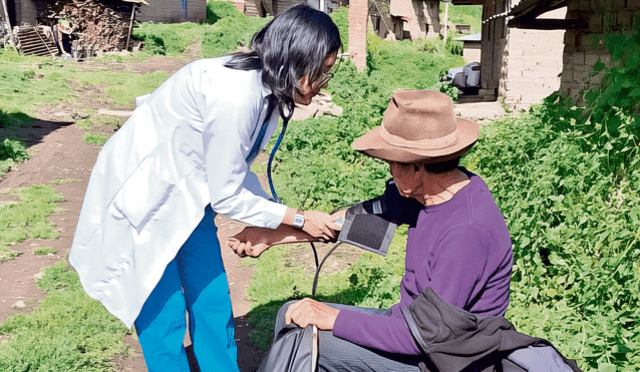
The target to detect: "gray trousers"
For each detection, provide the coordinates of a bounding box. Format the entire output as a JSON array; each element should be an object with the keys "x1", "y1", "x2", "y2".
[{"x1": 265, "y1": 301, "x2": 423, "y2": 372}]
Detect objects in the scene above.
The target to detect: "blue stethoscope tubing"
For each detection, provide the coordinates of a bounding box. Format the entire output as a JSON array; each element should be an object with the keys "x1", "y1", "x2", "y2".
[{"x1": 264, "y1": 96, "x2": 320, "y2": 271}]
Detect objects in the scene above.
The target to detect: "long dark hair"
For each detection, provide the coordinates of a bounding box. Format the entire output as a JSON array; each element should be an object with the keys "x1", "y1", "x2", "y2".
[{"x1": 225, "y1": 4, "x2": 342, "y2": 118}]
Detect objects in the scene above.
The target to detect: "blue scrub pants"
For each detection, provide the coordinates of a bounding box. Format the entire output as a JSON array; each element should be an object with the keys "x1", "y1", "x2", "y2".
[{"x1": 134, "y1": 205, "x2": 239, "y2": 372}]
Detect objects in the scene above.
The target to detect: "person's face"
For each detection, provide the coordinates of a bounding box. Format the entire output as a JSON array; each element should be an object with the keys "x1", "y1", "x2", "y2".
[
  {"x1": 294, "y1": 53, "x2": 337, "y2": 105},
  {"x1": 388, "y1": 161, "x2": 424, "y2": 202}
]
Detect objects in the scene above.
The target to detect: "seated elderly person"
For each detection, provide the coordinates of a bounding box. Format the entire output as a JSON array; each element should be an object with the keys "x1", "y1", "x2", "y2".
[{"x1": 228, "y1": 89, "x2": 513, "y2": 371}]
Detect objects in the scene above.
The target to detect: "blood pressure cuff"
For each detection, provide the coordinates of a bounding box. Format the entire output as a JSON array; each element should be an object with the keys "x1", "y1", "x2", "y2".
[
  {"x1": 337, "y1": 202, "x2": 397, "y2": 256},
  {"x1": 335, "y1": 178, "x2": 422, "y2": 256}
]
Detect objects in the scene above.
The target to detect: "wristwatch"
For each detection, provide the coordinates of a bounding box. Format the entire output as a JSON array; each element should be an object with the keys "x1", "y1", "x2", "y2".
[{"x1": 292, "y1": 209, "x2": 305, "y2": 229}]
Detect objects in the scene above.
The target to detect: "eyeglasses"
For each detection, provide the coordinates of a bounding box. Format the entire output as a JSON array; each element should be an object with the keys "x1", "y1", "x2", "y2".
[{"x1": 317, "y1": 71, "x2": 334, "y2": 87}]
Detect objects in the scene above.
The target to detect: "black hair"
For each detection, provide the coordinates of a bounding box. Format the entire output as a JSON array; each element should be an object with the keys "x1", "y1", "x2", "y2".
[
  {"x1": 420, "y1": 158, "x2": 461, "y2": 174},
  {"x1": 224, "y1": 4, "x2": 342, "y2": 119}
]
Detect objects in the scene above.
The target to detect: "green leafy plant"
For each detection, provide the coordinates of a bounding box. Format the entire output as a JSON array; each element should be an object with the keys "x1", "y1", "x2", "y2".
[{"x1": 0, "y1": 139, "x2": 29, "y2": 175}]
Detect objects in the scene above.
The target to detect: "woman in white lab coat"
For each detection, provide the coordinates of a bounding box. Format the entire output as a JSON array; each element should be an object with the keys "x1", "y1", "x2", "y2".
[{"x1": 68, "y1": 4, "x2": 342, "y2": 371}]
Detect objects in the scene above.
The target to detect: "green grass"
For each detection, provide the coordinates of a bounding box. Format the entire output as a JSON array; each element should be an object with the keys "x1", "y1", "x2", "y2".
[
  {"x1": 440, "y1": 3, "x2": 482, "y2": 34},
  {"x1": 0, "y1": 185, "x2": 64, "y2": 263},
  {"x1": 0, "y1": 261, "x2": 131, "y2": 371},
  {"x1": 82, "y1": 132, "x2": 111, "y2": 146},
  {"x1": 0, "y1": 49, "x2": 75, "y2": 120},
  {"x1": 132, "y1": 22, "x2": 206, "y2": 56},
  {"x1": 34, "y1": 247, "x2": 57, "y2": 255}
]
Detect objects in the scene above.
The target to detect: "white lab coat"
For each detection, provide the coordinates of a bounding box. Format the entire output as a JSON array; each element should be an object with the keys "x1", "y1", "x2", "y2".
[{"x1": 69, "y1": 56, "x2": 287, "y2": 328}]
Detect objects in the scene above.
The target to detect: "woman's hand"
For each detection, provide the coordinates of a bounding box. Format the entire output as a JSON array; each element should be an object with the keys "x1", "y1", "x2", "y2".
[
  {"x1": 330, "y1": 209, "x2": 347, "y2": 226},
  {"x1": 301, "y1": 210, "x2": 342, "y2": 241},
  {"x1": 228, "y1": 227, "x2": 271, "y2": 258},
  {"x1": 285, "y1": 298, "x2": 340, "y2": 331}
]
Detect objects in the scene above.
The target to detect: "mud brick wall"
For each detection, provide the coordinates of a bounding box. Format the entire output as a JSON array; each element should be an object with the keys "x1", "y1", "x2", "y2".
[
  {"x1": 137, "y1": 0, "x2": 207, "y2": 23},
  {"x1": 349, "y1": 0, "x2": 368, "y2": 70},
  {"x1": 560, "y1": 0, "x2": 639, "y2": 96},
  {"x1": 405, "y1": 0, "x2": 440, "y2": 39},
  {"x1": 504, "y1": 8, "x2": 566, "y2": 105}
]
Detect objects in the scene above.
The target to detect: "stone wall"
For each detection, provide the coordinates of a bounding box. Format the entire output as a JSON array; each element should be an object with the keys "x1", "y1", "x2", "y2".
[
  {"x1": 559, "y1": 0, "x2": 638, "y2": 96},
  {"x1": 504, "y1": 7, "x2": 566, "y2": 105},
  {"x1": 137, "y1": 0, "x2": 207, "y2": 23}
]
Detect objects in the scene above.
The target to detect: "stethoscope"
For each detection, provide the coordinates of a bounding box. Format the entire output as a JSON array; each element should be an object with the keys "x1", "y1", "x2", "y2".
[{"x1": 255, "y1": 95, "x2": 322, "y2": 273}]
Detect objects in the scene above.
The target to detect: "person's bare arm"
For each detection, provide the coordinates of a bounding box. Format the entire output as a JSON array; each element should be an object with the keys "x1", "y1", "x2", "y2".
[{"x1": 227, "y1": 225, "x2": 315, "y2": 258}]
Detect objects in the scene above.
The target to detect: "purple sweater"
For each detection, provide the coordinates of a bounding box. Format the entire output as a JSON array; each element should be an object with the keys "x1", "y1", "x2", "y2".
[{"x1": 333, "y1": 169, "x2": 513, "y2": 355}]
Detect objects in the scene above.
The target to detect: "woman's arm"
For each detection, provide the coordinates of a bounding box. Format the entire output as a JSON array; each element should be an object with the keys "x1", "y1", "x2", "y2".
[{"x1": 228, "y1": 225, "x2": 315, "y2": 258}]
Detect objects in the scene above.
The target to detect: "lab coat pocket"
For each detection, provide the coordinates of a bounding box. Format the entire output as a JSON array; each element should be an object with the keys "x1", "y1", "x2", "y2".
[{"x1": 112, "y1": 156, "x2": 175, "y2": 230}]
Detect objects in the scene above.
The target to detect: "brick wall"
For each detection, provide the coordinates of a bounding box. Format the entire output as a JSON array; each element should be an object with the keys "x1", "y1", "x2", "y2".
[
  {"x1": 504, "y1": 8, "x2": 566, "y2": 105},
  {"x1": 349, "y1": 0, "x2": 368, "y2": 70},
  {"x1": 558, "y1": 0, "x2": 636, "y2": 96}
]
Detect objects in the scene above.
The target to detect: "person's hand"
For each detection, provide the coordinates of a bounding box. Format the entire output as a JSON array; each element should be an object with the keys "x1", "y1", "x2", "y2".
[
  {"x1": 301, "y1": 210, "x2": 341, "y2": 242},
  {"x1": 330, "y1": 209, "x2": 347, "y2": 230},
  {"x1": 285, "y1": 298, "x2": 340, "y2": 331},
  {"x1": 228, "y1": 227, "x2": 271, "y2": 258}
]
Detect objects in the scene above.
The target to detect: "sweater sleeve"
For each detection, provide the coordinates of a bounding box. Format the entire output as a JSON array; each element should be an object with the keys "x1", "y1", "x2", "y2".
[
  {"x1": 333, "y1": 309, "x2": 422, "y2": 355},
  {"x1": 333, "y1": 225, "x2": 490, "y2": 355}
]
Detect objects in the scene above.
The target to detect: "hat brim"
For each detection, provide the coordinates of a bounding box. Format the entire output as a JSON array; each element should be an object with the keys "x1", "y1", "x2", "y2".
[{"x1": 352, "y1": 118, "x2": 479, "y2": 164}]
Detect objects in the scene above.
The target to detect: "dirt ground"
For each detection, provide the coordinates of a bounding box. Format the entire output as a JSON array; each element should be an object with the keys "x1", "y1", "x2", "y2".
[{"x1": 0, "y1": 45, "x2": 507, "y2": 372}]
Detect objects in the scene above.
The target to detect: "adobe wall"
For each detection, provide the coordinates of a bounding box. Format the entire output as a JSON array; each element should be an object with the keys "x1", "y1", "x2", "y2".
[
  {"x1": 349, "y1": 0, "x2": 368, "y2": 70},
  {"x1": 137, "y1": 0, "x2": 207, "y2": 23},
  {"x1": 389, "y1": 0, "x2": 440, "y2": 39},
  {"x1": 503, "y1": 7, "x2": 566, "y2": 105},
  {"x1": 462, "y1": 41, "x2": 481, "y2": 63},
  {"x1": 405, "y1": 0, "x2": 441, "y2": 39},
  {"x1": 559, "y1": 0, "x2": 638, "y2": 96}
]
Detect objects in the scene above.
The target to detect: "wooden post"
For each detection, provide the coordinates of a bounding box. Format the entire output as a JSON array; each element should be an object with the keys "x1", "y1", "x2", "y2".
[
  {"x1": 1, "y1": 0, "x2": 15, "y2": 47},
  {"x1": 443, "y1": 1, "x2": 449, "y2": 41},
  {"x1": 125, "y1": 3, "x2": 137, "y2": 51}
]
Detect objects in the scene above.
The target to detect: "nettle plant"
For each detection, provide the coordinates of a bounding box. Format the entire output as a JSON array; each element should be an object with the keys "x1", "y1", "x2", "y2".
[{"x1": 464, "y1": 28, "x2": 640, "y2": 372}]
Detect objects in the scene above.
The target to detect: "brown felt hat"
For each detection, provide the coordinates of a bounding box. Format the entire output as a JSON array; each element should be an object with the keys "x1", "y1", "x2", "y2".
[{"x1": 352, "y1": 89, "x2": 479, "y2": 164}]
